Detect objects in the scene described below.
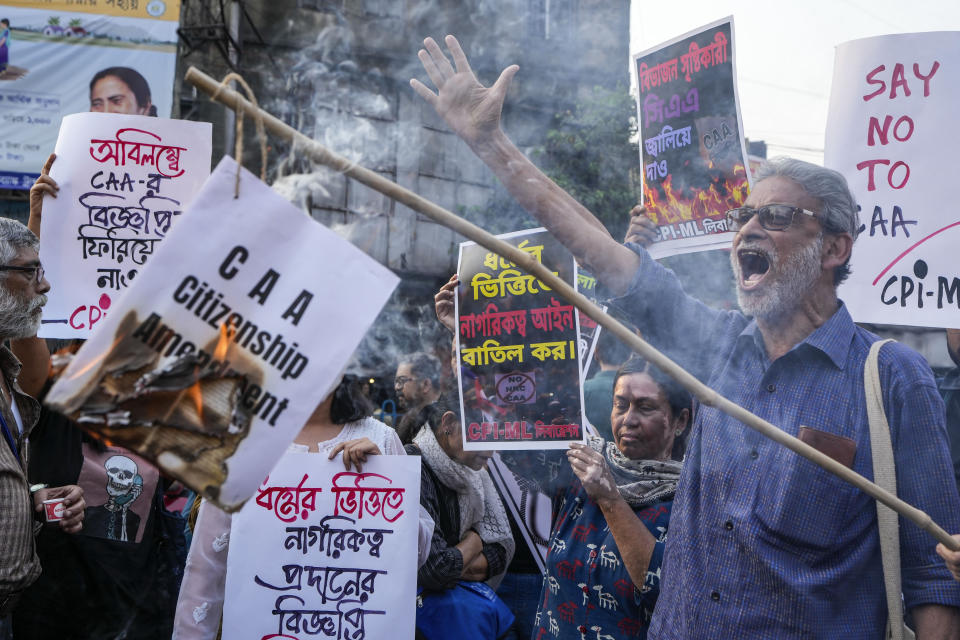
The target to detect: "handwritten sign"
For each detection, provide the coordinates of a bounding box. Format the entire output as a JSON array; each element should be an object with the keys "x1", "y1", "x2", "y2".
[
  {"x1": 40, "y1": 113, "x2": 212, "y2": 339},
  {"x1": 632, "y1": 17, "x2": 751, "y2": 258},
  {"x1": 45, "y1": 156, "x2": 399, "y2": 510},
  {"x1": 825, "y1": 32, "x2": 960, "y2": 328},
  {"x1": 455, "y1": 228, "x2": 584, "y2": 451},
  {"x1": 223, "y1": 452, "x2": 420, "y2": 640}
]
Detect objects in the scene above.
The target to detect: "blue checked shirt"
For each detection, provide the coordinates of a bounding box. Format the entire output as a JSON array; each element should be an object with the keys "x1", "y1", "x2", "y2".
[{"x1": 608, "y1": 244, "x2": 960, "y2": 639}]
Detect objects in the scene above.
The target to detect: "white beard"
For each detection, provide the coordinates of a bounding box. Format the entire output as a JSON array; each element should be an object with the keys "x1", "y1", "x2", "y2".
[
  {"x1": 0, "y1": 287, "x2": 46, "y2": 339},
  {"x1": 732, "y1": 234, "x2": 823, "y2": 321}
]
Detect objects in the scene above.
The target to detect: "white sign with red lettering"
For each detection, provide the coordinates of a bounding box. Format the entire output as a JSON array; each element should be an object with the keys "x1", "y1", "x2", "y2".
[
  {"x1": 223, "y1": 453, "x2": 420, "y2": 640},
  {"x1": 40, "y1": 112, "x2": 212, "y2": 338},
  {"x1": 825, "y1": 31, "x2": 960, "y2": 327}
]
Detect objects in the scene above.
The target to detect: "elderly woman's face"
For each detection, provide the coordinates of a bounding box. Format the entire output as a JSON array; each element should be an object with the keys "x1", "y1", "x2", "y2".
[
  {"x1": 437, "y1": 411, "x2": 493, "y2": 471},
  {"x1": 90, "y1": 75, "x2": 148, "y2": 115},
  {"x1": 611, "y1": 372, "x2": 687, "y2": 461}
]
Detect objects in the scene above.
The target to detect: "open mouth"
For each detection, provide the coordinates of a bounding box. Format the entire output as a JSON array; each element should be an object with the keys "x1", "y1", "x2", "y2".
[{"x1": 737, "y1": 249, "x2": 771, "y2": 289}]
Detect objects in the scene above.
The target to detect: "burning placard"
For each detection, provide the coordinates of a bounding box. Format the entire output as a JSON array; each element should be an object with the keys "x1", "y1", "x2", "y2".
[
  {"x1": 45, "y1": 156, "x2": 399, "y2": 510},
  {"x1": 455, "y1": 228, "x2": 585, "y2": 451},
  {"x1": 40, "y1": 113, "x2": 212, "y2": 338},
  {"x1": 825, "y1": 32, "x2": 960, "y2": 328},
  {"x1": 223, "y1": 453, "x2": 420, "y2": 639},
  {"x1": 632, "y1": 16, "x2": 751, "y2": 258}
]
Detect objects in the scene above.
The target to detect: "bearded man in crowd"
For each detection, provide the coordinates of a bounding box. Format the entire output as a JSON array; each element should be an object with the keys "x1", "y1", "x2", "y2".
[{"x1": 0, "y1": 218, "x2": 84, "y2": 638}]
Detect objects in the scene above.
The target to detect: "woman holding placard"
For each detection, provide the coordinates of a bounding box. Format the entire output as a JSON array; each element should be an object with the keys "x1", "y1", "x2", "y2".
[
  {"x1": 404, "y1": 395, "x2": 516, "y2": 640},
  {"x1": 172, "y1": 375, "x2": 433, "y2": 640}
]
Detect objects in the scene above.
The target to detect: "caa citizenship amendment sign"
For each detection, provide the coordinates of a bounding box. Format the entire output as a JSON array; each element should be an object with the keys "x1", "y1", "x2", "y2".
[
  {"x1": 826, "y1": 32, "x2": 960, "y2": 328},
  {"x1": 0, "y1": 0, "x2": 179, "y2": 188},
  {"x1": 46, "y1": 157, "x2": 399, "y2": 510}
]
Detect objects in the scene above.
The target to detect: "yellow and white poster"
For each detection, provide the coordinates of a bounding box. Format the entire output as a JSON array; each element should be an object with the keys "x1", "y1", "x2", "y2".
[{"x1": 0, "y1": 0, "x2": 180, "y2": 189}]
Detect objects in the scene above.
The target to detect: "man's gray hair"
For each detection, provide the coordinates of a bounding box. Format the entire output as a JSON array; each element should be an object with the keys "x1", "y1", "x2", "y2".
[
  {"x1": 0, "y1": 218, "x2": 39, "y2": 266},
  {"x1": 754, "y1": 157, "x2": 860, "y2": 285}
]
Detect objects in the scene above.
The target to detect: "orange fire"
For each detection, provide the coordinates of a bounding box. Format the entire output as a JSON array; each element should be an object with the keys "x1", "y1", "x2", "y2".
[
  {"x1": 644, "y1": 163, "x2": 749, "y2": 226},
  {"x1": 168, "y1": 321, "x2": 235, "y2": 424}
]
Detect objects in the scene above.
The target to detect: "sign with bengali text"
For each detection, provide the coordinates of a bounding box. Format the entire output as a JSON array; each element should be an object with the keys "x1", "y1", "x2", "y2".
[
  {"x1": 455, "y1": 228, "x2": 585, "y2": 451},
  {"x1": 632, "y1": 16, "x2": 751, "y2": 257},
  {"x1": 825, "y1": 31, "x2": 960, "y2": 328},
  {"x1": 223, "y1": 452, "x2": 420, "y2": 640},
  {"x1": 40, "y1": 112, "x2": 212, "y2": 339},
  {"x1": 45, "y1": 156, "x2": 399, "y2": 510}
]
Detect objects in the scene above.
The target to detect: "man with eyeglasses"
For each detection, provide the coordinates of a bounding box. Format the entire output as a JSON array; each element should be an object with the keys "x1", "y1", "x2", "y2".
[
  {"x1": 414, "y1": 36, "x2": 960, "y2": 639},
  {"x1": 394, "y1": 352, "x2": 443, "y2": 442},
  {"x1": 0, "y1": 217, "x2": 85, "y2": 637}
]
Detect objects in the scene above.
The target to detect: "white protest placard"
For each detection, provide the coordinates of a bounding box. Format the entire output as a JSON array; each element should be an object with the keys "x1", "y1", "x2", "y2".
[
  {"x1": 223, "y1": 452, "x2": 420, "y2": 640},
  {"x1": 45, "y1": 156, "x2": 399, "y2": 510},
  {"x1": 40, "y1": 112, "x2": 212, "y2": 338},
  {"x1": 825, "y1": 32, "x2": 960, "y2": 327}
]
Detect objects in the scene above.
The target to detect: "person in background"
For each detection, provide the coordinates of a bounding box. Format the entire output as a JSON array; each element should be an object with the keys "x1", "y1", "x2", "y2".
[
  {"x1": 0, "y1": 20, "x2": 10, "y2": 74},
  {"x1": 500, "y1": 356, "x2": 689, "y2": 639},
  {"x1": 938, "y1": 329, "x2": 960, "y2": 489},
  {"x1": 89, "y1": 66, "x2": 157, "y2": 116},
  {"x1": 395, "y1": 351, "x2": 443, "y2": 442},
  {"x1": 405, "y1": 394, "x2": 515, "y2": 639},
  {"x1": 583, "y1": 328, "x2": 633, "y2": 441}
]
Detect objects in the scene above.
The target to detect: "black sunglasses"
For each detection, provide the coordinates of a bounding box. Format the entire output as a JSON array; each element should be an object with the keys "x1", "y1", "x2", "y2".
[{"x1": 724, "y1": 204, "x2": 819, "y2": 232}]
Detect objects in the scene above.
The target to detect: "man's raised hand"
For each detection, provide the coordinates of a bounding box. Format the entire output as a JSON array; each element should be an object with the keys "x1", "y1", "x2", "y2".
[{"x1": 410, "y1": 35, "x2": 518, "y2": 149}]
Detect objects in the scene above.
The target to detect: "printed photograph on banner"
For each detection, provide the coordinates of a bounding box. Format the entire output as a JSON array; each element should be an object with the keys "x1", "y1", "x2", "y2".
[
  {"x1": 223, "y1": 453, "x2": 420, "y2": 640},
  {"x1": 45, "y1": 157, "x2": 399, "y2": 510},
  {"x1": 455, "y1": 228, "x2": 585, "y2": 451},
  {"x1": 39, "y1": 112, "x2": 212, "y2": 339},
  {"x1": 825, "y1": 31, "x2": 960, "y2": 328},
  {"x1": 0, "y1": 0, "x2": 180, "y2": 190},
  {"x1": 632, "y1": 16, "x2": 751, "y2": 258}
]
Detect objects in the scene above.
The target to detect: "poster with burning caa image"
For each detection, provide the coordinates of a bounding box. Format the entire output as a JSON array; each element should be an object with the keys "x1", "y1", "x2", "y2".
[
  {"x1": 633, "y1": 16, "x2": 751, "y2": 258},
  {"x1": 456, "y1": 228, "x2": 585, "y2": 451},
  {"x1": 40, "y1": 112, "x2": 212, "y2": 339},
  {"x1": 45, "y1": 156, "x2": 399, "y2": 511}
]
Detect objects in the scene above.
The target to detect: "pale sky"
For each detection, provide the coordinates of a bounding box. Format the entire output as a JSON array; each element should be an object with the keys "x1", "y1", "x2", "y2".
[{"x1": 630, "y1": 0, "x2": 960, "y2": 165}]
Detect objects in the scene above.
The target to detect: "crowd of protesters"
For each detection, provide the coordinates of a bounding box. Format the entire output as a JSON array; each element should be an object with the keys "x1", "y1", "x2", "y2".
[{"x1": 2, "y1": 39, "x2": 960, "y2": 640}]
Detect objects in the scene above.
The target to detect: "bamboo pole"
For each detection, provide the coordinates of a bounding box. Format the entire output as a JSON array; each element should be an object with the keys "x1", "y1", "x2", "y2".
[{"x1": 185, "y1": 66, "x2": 960, "y2": 552}]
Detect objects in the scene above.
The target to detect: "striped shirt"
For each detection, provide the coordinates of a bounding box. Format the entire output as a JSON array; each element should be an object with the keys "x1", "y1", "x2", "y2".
[
  {"x1": 609, "y1": 244, "x2": 960, "y2": 639},
  {"x1": 0, "y1": 346, "x2": 41, "y2": 603}
]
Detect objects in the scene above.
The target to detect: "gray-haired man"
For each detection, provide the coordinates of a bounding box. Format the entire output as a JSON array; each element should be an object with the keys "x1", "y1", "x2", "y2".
[
  {"x1": 416, "y1": 35, "x2": 960, "y2": 639},
  {"x1": 0, "y1": 218, "x2": 84, "y2": 636}
]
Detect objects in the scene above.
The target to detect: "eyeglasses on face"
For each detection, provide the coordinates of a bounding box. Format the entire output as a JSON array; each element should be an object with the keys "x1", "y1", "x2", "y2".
[
  {"x1": 724, "y1": 204, "x2": 819, "y2": 232},
  {"x1": 394, "y1": 375, "x2": 417, "y2": 388},
  {"x1": 0, "y1": 262, "x2": 44, "y2": 284}
]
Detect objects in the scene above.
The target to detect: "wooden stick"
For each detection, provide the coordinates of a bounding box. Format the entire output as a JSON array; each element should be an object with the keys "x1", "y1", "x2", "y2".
[{"x1": 185, "y1": 65, "x2": 960, "y2": 552}]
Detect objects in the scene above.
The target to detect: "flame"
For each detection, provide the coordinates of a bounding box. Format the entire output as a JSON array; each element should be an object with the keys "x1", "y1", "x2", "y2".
[
  {"x1": 166, "y1": 322, "x2": 235, "y2": 424},
  {"x1": 644, "y1": 163, "x2": 749, "y2": 226},
  {"x1": 62, "y1": 335, "x2": 124, "y2": 381}
]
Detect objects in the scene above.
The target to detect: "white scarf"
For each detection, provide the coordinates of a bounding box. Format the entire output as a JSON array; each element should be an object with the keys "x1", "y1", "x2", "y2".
[{"x1": 413, "y1": 425, "x2": 515, "y2": 588}]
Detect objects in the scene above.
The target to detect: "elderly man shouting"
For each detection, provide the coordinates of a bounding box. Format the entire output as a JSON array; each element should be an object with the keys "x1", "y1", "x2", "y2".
[
  {"x1": 0, "y1": 217, "x2": 84, "y2": 636},
  {"x1": 412, "y1": 35, "x2": 960, "y2": 639}
]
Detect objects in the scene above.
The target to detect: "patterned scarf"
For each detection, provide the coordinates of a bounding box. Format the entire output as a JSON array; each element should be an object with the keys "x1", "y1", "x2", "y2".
[
  {"x1": 586, "y1": 435, "x2": 682, "y2": 508},
  {"x1": 413, "y1": 425, "x2": 515, "y2": 588}
]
